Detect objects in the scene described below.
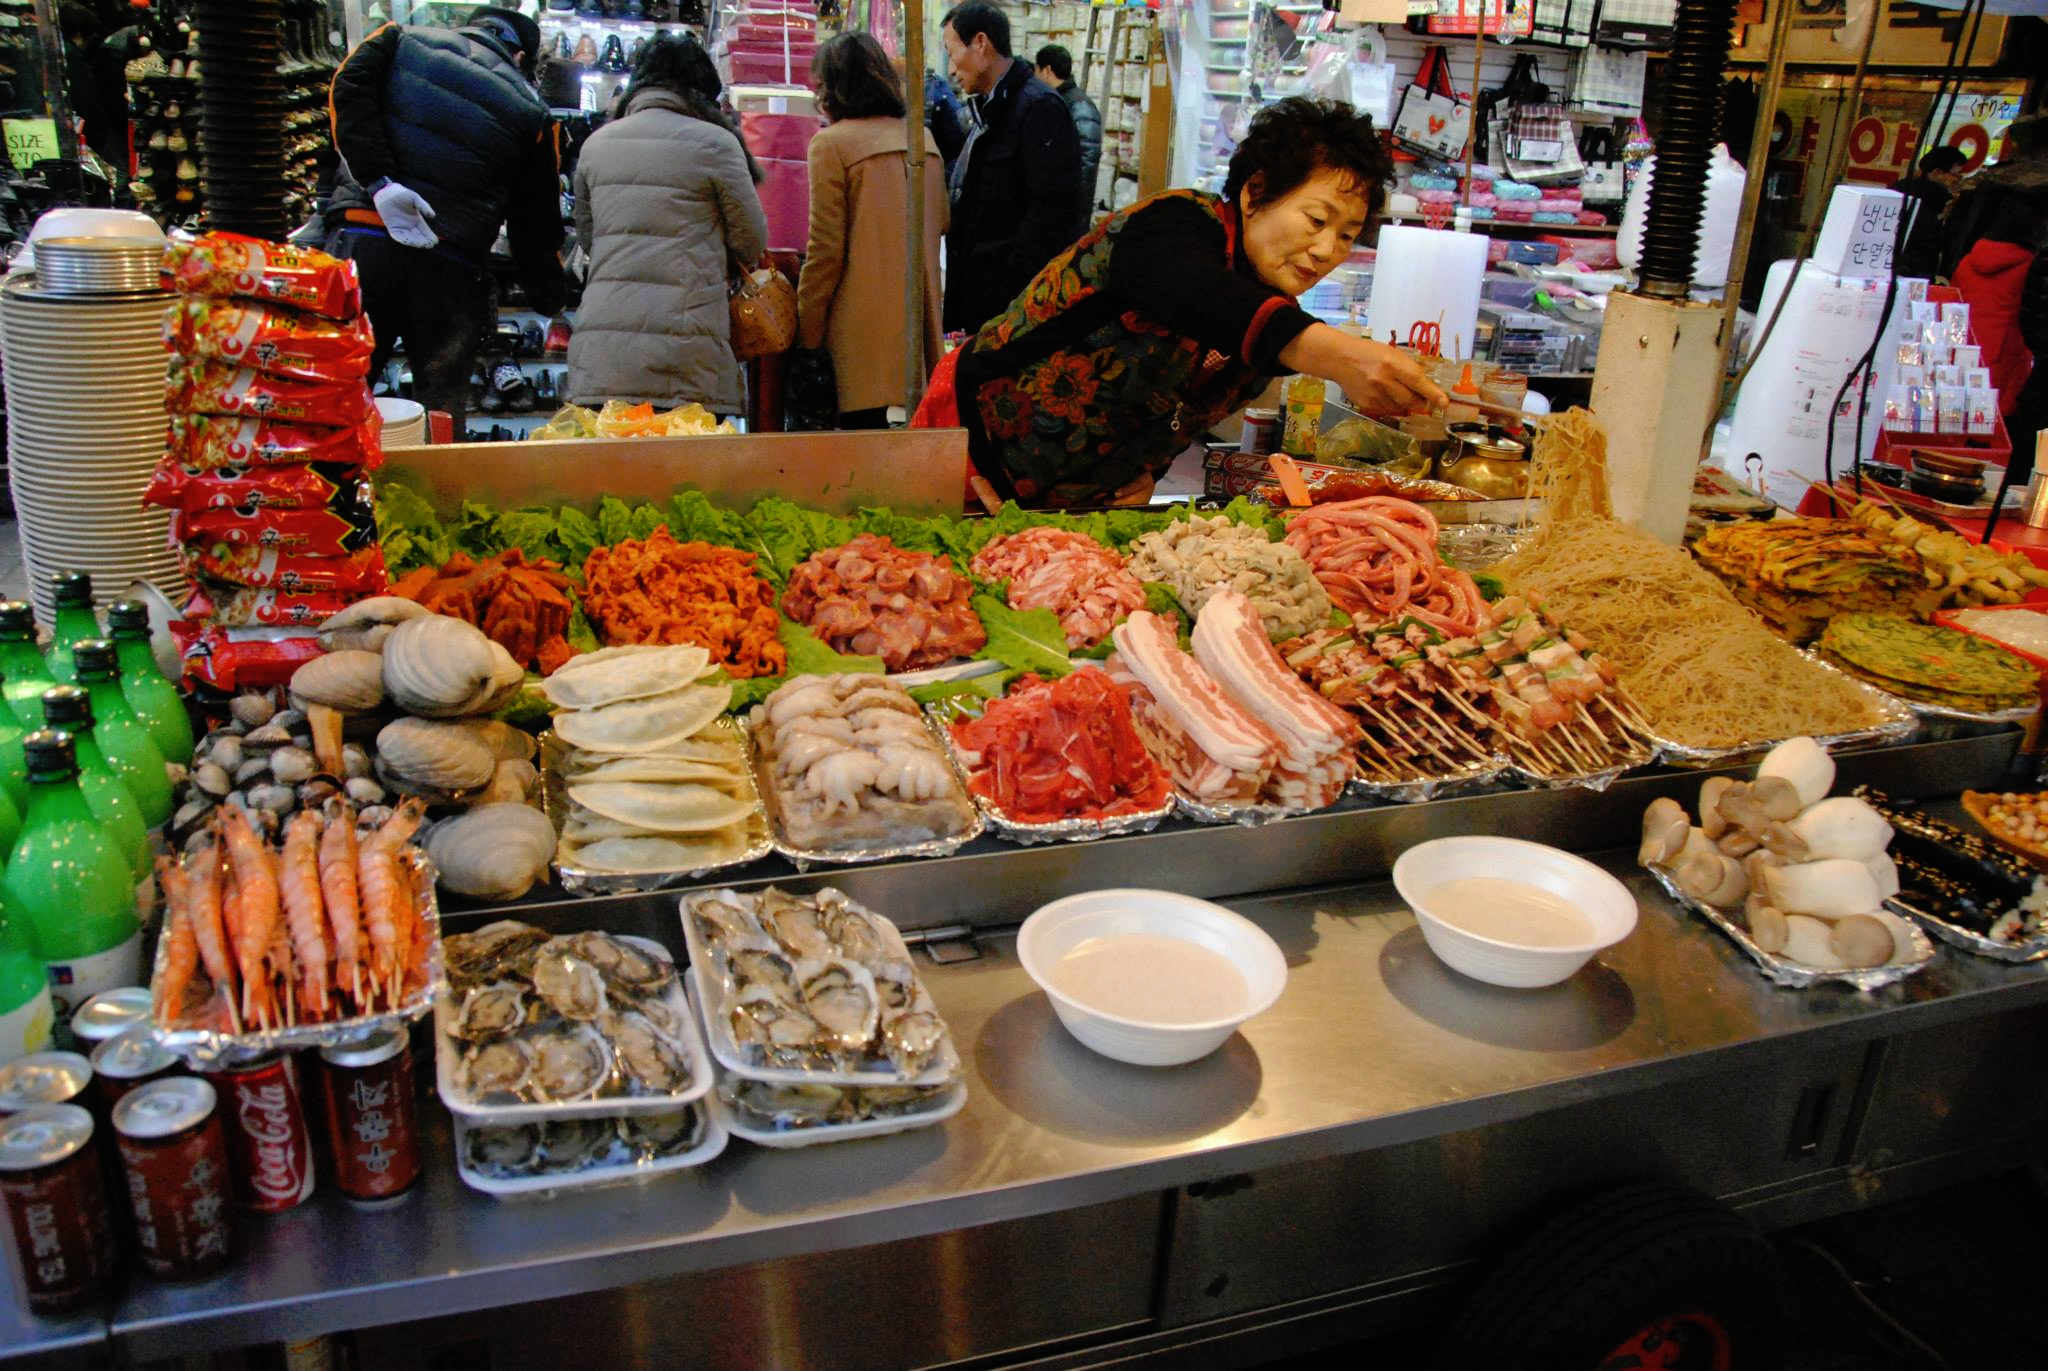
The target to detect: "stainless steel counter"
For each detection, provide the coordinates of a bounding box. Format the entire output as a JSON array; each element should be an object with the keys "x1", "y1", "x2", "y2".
[
  {"x1": 98, "y1": 847, "x2": 2048, "y2": 1361},
  {"x1": 4, "y1": 729, "x2": 2039, "y2": 1364}
]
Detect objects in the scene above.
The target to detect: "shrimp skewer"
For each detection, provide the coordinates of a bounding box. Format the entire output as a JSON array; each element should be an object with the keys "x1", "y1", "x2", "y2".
[
  {"x1": 318, "y1": 801, "x2": 364, "y2": 1009},
  {"x1": 357, "y1": 798, "x2": 424, "y2": 1008},
  {"x1": 219, "y1": 808, "x2": 282, "y2": 1029},
  {"x1": 152, "y1": 861, "x2": 199, "y2": 1025},
  {"x1": 279, "y1": 811, "x2": 330, "y2": 1019},
  {"x1": 185, "y1": 838, "x2": 240, "y2": 1033}
]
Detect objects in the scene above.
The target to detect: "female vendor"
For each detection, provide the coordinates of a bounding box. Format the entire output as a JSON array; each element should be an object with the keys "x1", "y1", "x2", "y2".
[{"x1": 919, "y1": 97, "x2": 1446, "y2": 507}]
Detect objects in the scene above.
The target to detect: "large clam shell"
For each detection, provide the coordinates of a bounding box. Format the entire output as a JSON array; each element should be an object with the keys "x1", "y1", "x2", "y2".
[
  {"x1": 317, "y1": 595, "x2": 431, "y2": 653},
  {"x1": 377, "y1": 717, "x2": 496, "y2": 792},
  {"x1": 424, "y1": 803, "x2": 556, "y2": 901},
  {"x1": 288, "y1": 649, "x2": 386, "y2": 713}
]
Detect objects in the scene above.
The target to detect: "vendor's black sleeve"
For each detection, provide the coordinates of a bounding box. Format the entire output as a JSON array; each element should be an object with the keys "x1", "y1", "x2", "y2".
[
  {"x1": 1105, "y1": 198, "x2": 1316, "y2": 372},
  {"x1": 328, "y1": 23, "x2": 404, "y2": 189},
  {"x1": 506, "y1": 118, "x2": 568, "y2": 315}
]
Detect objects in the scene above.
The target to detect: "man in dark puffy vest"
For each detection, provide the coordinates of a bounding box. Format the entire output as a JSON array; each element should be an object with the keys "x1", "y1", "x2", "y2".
[
  {"x1": 1033, "y1": 44, "x2": 1102, "y2": 238},
  {"x1": 323, "y1": 6, "x2": 565, "y2": 429}
]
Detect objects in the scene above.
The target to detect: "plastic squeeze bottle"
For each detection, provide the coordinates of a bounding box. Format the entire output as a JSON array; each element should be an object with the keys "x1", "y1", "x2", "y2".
[
  {"x1": 69, "y1": 642, "x2": 173, "y2": 828},
  {"x1": 0, "y1": 602, "x2": 57, "y2": 731},
  {"x1": 0, "y1": 885, "x2": 55, "y2": 1066},
  {"x1": 105, "y1": 602, "x2": 192, "y2": 765},
  {"x1": 40, "y1": 688, "x2": 150, "y2": 884},
  {"x1": 43, "y1": 573, "x2": 101, "y2": 685},
  {"x1": 2, "y1": 732, "x2": 143, "y2": 1026}
]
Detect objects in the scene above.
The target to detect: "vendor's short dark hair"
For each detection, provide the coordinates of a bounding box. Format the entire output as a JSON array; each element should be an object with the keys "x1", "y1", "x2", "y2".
[
  {"x1": 942, "y1": 2, "x2": 1011, "y2": 57},
  {"x1": 1224, "y1": 97, "x2": 1392, "y2": 222},
  {"x1": 814, "y1": 33, "x2": 906, "y2": 122},
  {"x1": 1036, "y1": 44, "x2": 1073, "y2": 82},
  {"x1": 627, "y1": 31, "x2": 723, "y2": 106},
  {"x1": 1919, "y1": 147, "x2": 1968, "y2": 175}
]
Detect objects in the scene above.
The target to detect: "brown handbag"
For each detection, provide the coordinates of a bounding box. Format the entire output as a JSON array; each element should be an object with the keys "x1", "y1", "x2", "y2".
[{"x1": 728, "y1": 256, "x2": 797, "y2": 360}]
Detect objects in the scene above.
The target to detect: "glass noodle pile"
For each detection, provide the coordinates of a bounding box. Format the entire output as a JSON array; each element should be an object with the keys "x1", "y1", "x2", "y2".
[{"x1": 1485, "y1": 411, "x2": 1889, "y2": 749}]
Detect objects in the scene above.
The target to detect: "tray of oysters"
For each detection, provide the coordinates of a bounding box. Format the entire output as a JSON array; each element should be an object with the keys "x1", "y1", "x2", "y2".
[
  {"x1": 436, "y1": 920, "x2": 712, "y2": 1122},
  {"x1": 680, "y1": 887, "x2": 962, "y2": 1089}
]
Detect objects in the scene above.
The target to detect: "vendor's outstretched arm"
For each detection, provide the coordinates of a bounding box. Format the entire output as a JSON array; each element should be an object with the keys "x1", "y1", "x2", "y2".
[{"x1": 1279, "y1": 324, "x2": 1444, "y2": 418}]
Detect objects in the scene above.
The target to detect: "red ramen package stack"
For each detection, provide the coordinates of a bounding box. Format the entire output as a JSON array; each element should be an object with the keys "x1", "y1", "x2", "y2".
[{"x1": 150, "y1": 233, "x2": 389, "y2": 691}]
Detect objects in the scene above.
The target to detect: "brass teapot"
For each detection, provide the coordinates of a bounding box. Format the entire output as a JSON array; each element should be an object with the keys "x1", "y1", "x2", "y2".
[{"x1": 1436, "y1": 423, "x2": 1530, "y2": 500}]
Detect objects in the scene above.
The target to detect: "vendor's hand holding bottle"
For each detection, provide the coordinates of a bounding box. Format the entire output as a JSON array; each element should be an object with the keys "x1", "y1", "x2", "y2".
[{"x1": 1280, "y1": 324, "x2": 1444, "y2": 419}]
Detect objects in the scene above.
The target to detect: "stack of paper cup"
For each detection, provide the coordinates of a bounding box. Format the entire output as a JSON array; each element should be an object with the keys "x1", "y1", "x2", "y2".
[
  {"x1": 374, "y1": 397, "x2": 427, "y2": 449},
  {"x1": 0, "y1": 272, "x2": 184, "y2": 623}
]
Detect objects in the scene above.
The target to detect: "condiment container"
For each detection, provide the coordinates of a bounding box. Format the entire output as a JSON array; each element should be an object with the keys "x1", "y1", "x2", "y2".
[
  {"x1": 1239, "y1": 406, "x2": 1280, "y2": 455},
  {"x1": 1281, "y1": 375, "x2": 1325, "y2": 457}
]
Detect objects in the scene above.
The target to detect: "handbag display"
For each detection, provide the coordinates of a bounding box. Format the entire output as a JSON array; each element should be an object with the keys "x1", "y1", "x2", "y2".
[
  {"x1": 728, "y1": 257, "x2": 797, "y2": 361},
  {"x1": 1392, "y1": 45, "x2": 1472, "y2": 162}
]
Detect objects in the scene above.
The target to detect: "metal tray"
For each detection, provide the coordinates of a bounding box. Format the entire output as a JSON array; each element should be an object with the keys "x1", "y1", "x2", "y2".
[
  {"x1": 925, "y1": 699, "x2": 1176, "y2": 844},
  {"x1": 453, "y1": 1102, "x2": 726, "y2": 1197},
  {"x1": 750, "y1": 711, "x2": 983, "y2": 866},
  {"x1": 1347, "y1": 754, "x2": 1506, "y2": 804},
  {"x1": 1646, "y1": 653, "x2": 1922, "y2": 769},
  {"x1": 1885, "y1": 893, "x2": 2048, "y2": 963},
  {"x1": 1504, "y1": 725, "x2": 1659, "y2": 793},
  {"x1": 1643, "y1": 864, "x2": 1937, "y2": 991},
  {"x1": 542, "y1": 718, "x2": 774, "y2": 896},
  {"x1": 679, "y1": 898, "x2": 964, "y2": 1089},
  {"x1": 434, "y1": 935, "x2": 714, "y2": 1122},
  {"x1": 152, "y1": 847, "x2": 442, "y2": 1069}
]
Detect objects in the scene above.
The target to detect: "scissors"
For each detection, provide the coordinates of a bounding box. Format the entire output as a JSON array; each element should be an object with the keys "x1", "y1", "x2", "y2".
[{"x1": 1406, "y1": 320, "x2": 1443, "y2": 357}]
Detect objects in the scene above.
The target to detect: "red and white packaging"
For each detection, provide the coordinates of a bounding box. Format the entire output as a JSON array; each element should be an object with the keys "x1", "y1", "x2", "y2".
[
  {"x1": 173, "y1": 624, "x2": 326, "y2": 693},
  {"x1": 163, "y1": 297, "x2": 375, "y2": 382},
  {"x1": 201, "y1": 1053, "x2": 318, "y2": 1212},
  {"x1": 168, "y1": 414, "x2": 382, "y2": 472},
  {"x1": 167, "y1": 360, "x2": 376, "y2": 430},
  {"x1": 160, "y1": 232, "x2": 363, "y2": 320}
]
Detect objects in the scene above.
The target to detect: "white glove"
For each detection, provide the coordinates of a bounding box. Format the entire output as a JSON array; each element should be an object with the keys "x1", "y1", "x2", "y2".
[{"x1": 373, "y1": 181, "x2": 439, "y2": 249}]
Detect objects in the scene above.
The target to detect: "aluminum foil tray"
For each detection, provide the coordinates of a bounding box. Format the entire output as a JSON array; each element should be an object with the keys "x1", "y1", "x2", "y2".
[
  {"x1": 1886, "y1": 894, "x2": 2048, "y2": 964},
  {"x1": 152, "y1": 847, "x2": 443, "y2": 1069},
  {"x1": 924, "y1": 701, "x2": 1175, "y2": 844},
  {"x1": 679, "y1": 893, "x2": 963, "y2": 1089},
  {"x1": 541, "y1": 718, "x2": 773, "y2": 896},
  {"x1": 1644, "y1": 864, "x2": 1937, "y2": 991},
  {"x1": 1347, "y1": 756, "x2": 1505, "y2": 804},
  {"x1": 750, "y1": 713, "x2": 983, "y2": 867},
  {"x1": 1646, "y1": 653, "x2": 1921, "y2": 769}
]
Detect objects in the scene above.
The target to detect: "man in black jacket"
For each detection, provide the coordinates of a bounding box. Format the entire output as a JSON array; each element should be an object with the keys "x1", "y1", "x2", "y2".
[
  {"x1": 323, "y1": 6, "x2": 565, "y2": 430},
  {"x1": 1035, "y1": 44, "x2": 1102, "y2": 237},
  {"x1": 1892, "y1": 147, "x2": 1965, "y2": 281},
  {"x1": 940, "y1": 1, "x2": 1081, "y2": 335}
]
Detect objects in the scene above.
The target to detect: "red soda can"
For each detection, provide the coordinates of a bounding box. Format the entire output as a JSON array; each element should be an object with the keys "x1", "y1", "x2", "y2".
[
  {"x1": 202, "y1": 1053, "x2": 317, "y2": 1211},
  {"x1": 0, "y1": 1051, "x2": 93, "y2": 1116},
  {"x1": 91, "y1": 1030, "x2": 182, "y2": 1115},
  {"x1": 317, "y1": 1030, "x2": 420, "y2": 1204},
  {"x1": 0, "y1": 1104, "x2": 119, "y2": 1311},
  {"x1": 68, "y1": 988, "x2": 153, "y2": 1054},
  {"x1": 113, "y1": 1078, "x2": 235, "y2": 1280}
]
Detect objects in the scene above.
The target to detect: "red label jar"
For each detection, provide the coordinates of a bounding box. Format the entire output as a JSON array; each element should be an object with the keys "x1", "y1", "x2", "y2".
[{"x1": 0, "y1": 1103, "x2": 118, "y2": 1311}]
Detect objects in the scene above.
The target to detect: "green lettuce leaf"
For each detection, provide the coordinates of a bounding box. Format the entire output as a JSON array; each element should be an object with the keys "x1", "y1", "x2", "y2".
[
  {"x1": 555, "y1": 506, "x2": 599, "y2": 572},
  {"x1": 667, "y1": 490, "x2": 754, "y2": 549},
  {"x1": 908, "y1": 673, "x2": 1007, "y2": 709},
  {"x1": 494, "y1": 508, "x2": 565, "y2": 565},
  {"x1": 852, "y1": 506, "x2": 951, "y2": 558},
  {"x1": 450, "y1": 500, "x2": 507, "y2": 557},
  {"x1": 971, "y1": 594, "x2": 1071, "y2": 678},
  {"x1": 746, "y1": 496, "x2": 854, "y2": 583},
  {"x1": 626, "y1": 501, "x2": 668, "y2": 541},
  {"x1": 373, "y1": 483, "x2": 452, "y2": 575},
  {"x1": 566, "y1": 604, "x2": 600, "y2": 654},
  {"x1": 1472, "y1": 571, "x2": 1506, "y2": 601},
  {"x1": 596, "y1": 495, "x2": 637, "y2": 547},
  {"x1": 778, "y1": 616, "x2": 884, "y2": 677}
]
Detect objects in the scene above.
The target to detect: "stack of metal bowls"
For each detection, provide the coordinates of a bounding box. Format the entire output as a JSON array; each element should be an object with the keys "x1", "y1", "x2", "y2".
[{"x1": 0, "y1": 246, "x2": 184, "y2": 623}]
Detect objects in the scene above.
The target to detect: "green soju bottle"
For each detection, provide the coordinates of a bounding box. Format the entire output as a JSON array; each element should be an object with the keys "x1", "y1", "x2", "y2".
[
  {"x1": 0, "y1": 602, "x2": 56, "y2": 732},
  {"x1": 3, "y1": 732, "x2": 142, "y2": 1027},
  {"x1": 43, "y1": 573, "x2": 100, "y2": 686},
  {"x1": 0, "y1": 884, "x2": 55, "y2": 1066},
  {"x1": 40, "y1": 688, "x2": 149, "y2": 883},
  {"x1": 0, "y1": 688, "x2": 27, "y2": 816},
  {"x1": 105, "y1": 601, "x2": 193, "y2": 766},
  {"x1": 69, "y1": 642, "x2": 172, "y2": 828}
]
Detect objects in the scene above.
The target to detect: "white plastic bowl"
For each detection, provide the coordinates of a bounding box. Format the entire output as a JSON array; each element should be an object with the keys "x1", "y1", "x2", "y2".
[
  {"x1": 1017, "y1": 890, "x2": 1287, "y2": 1067},
  {"x1": 1392, "y1": 837, "x2": 1638, "y2": 989}
]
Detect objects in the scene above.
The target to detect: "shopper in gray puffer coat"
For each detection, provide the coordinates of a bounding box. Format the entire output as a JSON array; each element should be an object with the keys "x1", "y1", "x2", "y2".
[{"x1": 568, "y1": 36, "x2": 767, "y2": 415}]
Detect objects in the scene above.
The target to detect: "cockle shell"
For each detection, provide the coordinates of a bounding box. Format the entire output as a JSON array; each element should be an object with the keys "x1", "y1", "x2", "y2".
[
  {"x1": 376, "y1": 717, "x2": 496, "y2": 792},
  {"x1": 423, "y1": 804, "x2": 557, "y2": 901}
]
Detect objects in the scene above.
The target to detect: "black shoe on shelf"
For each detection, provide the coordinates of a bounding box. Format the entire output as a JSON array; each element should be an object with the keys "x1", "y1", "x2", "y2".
[
  {"x1": 578, "y1": 0, "x2": 609, "y2": 17},
  {"x1": 494, "y1": 320, "x2": 525, "y2": 354},
  {"x1": 533, "y1": 368, "x2": 559, "y2": 408},
  {"x1": 647, "y1": 0, "x2": 672, "y2": 20},
  {"x1": 521, "y1": 320, "x2": 544, "y2": 356},
  {"x1": 599, "y1": 36, "x2": 626, "y2": 72},
  {"x1": 677, "y1": 0, "x2": 703, "y2": 25},
  {"x1": 487, "y1": 358, "x2": 536, "y2": 413}
]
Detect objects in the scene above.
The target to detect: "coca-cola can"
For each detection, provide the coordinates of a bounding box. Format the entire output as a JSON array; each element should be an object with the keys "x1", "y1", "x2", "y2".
[
  {"x1": 90, "y1": 1030, "x2": 182, "y2": 1115},
  {"x1": 317, "y1": 1030, "x2": 420, "y2": 1205},
  {"x1": 113, "y1": 1078, "x2": 235, "y2": 1280},
  {"x1": 0, "y1": 1104, "x2": 118, "y2": 1311},
  {"x1": 202, "y1": 1053, "x2": 317, "y2": 1212},
  {"x1": 68, "y1": 987, "x2": 152, "y2": 1051},
  {"x1": 0, "y1": 1051, "x2": 94, "y2": 1116}
]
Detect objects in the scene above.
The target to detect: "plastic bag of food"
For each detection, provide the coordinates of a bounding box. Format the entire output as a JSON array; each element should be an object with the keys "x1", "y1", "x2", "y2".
[
  {"x1": 183, "y1": 582, "x2": 362, "y2": 628},
  {"x1": 145, "y1": 461, "x2": 365, "y2": 513},
  {"x1": 167, "y1": 359, "x2": 375, "y2": 429},
  {"x1": 659, "y1": 402, "x2": 732, "y2": 436},
  {"x1": 172, "y1": 622, "x2": 326, "y2": 692},
  {"x1": 162, "y1": 297, "x2": 375, "y2": 382},
  {"x1": 185, "y1": 544, "x2": 388, "y2": 593},
  {"x1": 594, "y1": 401, "x2": 666, "y2": 438},
  {"x1": 531, "y1": 404, "x2": 599, "y2": 441},
  {"x1": 160, "y1": 232, "x2": 363, "y2": 320},
  {"x1": 173, "y1": 503, "x2": 376, "y2": 556},
  {"x1": 1315, "y1": 417, "x2": 1428, "y2": 478},
  {"x1": 168, "y1": 413, "x2": 382, "y2": 471}
]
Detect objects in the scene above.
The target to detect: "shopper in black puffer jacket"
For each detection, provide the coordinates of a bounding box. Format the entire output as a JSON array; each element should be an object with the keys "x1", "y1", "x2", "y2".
[
  {"x1": 1034, "y1": 44, "x2": 1102, "y2": 238},
  {"x1": 323, "y1": 6, "x2": 566, "y2": 430}
]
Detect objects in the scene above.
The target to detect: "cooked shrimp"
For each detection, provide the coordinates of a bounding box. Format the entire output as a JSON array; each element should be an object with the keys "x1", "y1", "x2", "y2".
[
  {"x1": 318, "y1": 801, "x2": 363, "y2": 1008},
  {"x1": 186, "y1": 838, "x2": 238, "y2": 1029},
  {"x1": 219, "y1": 808, "x2": 281, "y2": 1027},
  {"x1": 357, "y1": 798, "x2": 423, "y2": 1005},
  {"x1": 152, "y1": 861, "x2": 199, "y2": 1025},
  {"x1": 280, "y1": 811, "x2": 329, "y2": 1020}
]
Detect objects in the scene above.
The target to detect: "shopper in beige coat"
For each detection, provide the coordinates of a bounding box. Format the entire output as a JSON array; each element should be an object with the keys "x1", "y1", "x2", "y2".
[{"x1": 798, "y1": 33, "x2": 948, "y2": 427}]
